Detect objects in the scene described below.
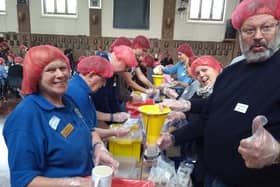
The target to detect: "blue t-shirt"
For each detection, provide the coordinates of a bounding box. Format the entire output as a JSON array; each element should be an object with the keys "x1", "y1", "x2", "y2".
[
  {"x1": 3, "y1": 94, "x2": 93, "y2": 187},
  {"x1": 163, "y1": 61, "x2": 193, "y2": 84},
  {"x1": 66, "y1": 74, "x2": 97, "y2": 129}
]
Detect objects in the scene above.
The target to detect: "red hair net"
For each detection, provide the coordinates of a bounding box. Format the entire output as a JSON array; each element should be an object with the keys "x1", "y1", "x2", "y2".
[
  {"x1": 77, "y1": 56, "x2": 114, "y2": 78},
  {"x1": 232, "y1": 0, "x2": 280, "y2": 30},
  {"x1": 14, "y1": 56, "x2": 24, "y2": 64},
  {"x1": 109, "y1": 37, "x2": 132, "y2": 52},
  {"x1": 177, "y1": 43, "x2": 194, "y2": 58},
  {"x1": 190, "y1": 55, "x2": 223, "y2": 78},
  {"x1": 78, "y1": 55, "x2": 86, "y2": 62},
  {"x1": 21, "y1": 45, "x2": 70, "y2": 95},
  {"x1": 113, "y1": 45, "x2": 137, "y2": 67},
  {"x1": 132, "y1": 35, "x2": 150, "y2": 49},
  {"x1": 0, "y1": 57, "x2": 5, "y2": 64},
  {"x1": 142, "y1": 54, "x2": 155, "y2": 67}
]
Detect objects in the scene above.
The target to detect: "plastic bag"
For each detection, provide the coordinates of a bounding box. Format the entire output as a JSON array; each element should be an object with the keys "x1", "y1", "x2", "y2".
[
  {"x1": 176, "y1": 160, "x2": 194, "y2": 187},
  {"x1": 148, "y1": 155, "x2": 177, "y2": 187}
]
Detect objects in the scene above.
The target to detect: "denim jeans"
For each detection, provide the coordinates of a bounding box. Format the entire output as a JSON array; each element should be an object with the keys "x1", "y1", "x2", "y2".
[{"x1": 204, "y1": 175, "x2": 232, "y2": 187}]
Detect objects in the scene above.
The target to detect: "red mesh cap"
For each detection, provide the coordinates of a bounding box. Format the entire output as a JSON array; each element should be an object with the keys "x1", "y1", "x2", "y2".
[
  {"x1": 177, "y1": 43, "x2": 194, "y2": 58},
  {"x1": 109, "y1": 36, "x2": 132, "y2": 52},
  {"x1": 113, "y1": 45, "x2": 137, "y2": 67},
  {"x1": 14, "y1": 56, "x2": 24, "y2": 64},
  {"x1": 132, "y1": 35, "x2": 150, "y2": 49},
  {"x1": 77, "y1": 55, "x2": 114, "y2": 78},
  {"x1": 21, "y1": 45, "x2": 70, "y2": 95},
  {"x1": 190, "y1": 55, "x2": 223, "y2": 78},
  {"x1": 232, "y1": 0, "x2": 280, "y2": 30},
  {"x1": 142, "y1": 54, "x2": 155, "y2": 67},
  {"x1": 0, "y1": 57, "x2": 5, "y2": 64}
]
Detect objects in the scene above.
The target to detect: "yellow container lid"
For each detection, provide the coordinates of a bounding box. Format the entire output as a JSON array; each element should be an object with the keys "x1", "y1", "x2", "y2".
[{"x1": 138, "y1": 104, "x2": 170, "y2": 115}]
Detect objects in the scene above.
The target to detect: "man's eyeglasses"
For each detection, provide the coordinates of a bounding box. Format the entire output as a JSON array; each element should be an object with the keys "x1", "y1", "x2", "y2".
[{"x1": 240, "y1": 22, "x2": 279, "y2": 37}]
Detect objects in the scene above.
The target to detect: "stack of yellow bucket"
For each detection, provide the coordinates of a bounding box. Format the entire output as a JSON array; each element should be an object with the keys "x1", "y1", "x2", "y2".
[
  {"x1": 138, "y1": 104, "x2": 170, "y2": 145},
  {"x1": 152, "y1": 74, "x2": 164, "y2": 87}
]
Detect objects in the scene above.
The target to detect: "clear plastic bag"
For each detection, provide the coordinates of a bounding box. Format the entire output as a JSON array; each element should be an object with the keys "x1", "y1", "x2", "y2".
[
  {"x1": 148, "y1": 155, "x2": 177, "y2": 187},
  {"x1": 176, "y1": 160, "x2": 194, "y2": 187}
]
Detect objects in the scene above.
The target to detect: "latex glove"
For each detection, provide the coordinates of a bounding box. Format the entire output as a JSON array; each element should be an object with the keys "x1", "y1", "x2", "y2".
[
  {"x1": 114, "y1": 127, "x2": 130, "y2": 137},
  {"x1": 167, "y1": 111, "x2": 186, "y2": 121},
  {"x1": 162, "y1": 87, "x2": 178, "y2": 99},
  {"x1": 113, "y1": 112, "x2": 129, "y2": 123},
  {"x1": 161, "y1": 99, "x2": 191, "y2": 112},
  {"x1": 59, "y1": 177, "x2": 92, "y2": 187},
  {"x1": 131, "y1": 94, "x2": 143, "y2": 102},
  {"x1": 94, "y1": 142, "x2": 119, "y2": 172},
  {"x1": 145, "y1": 88, "x2": 156, "y2": 96},
  {"x1": 156, "y1": 133, "x2": 174, "y2": 150},
  {"x1": 153, "y1": 65, "x2": 164, "y2": 74},
  {"x1": 238, "y1": 115, "x2": 280, "y2": 168}
]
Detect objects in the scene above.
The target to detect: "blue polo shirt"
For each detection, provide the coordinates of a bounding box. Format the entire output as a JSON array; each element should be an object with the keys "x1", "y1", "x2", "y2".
[
  {"x1": 66, "y1": 74, "x2": 97, "y2": 129},
  {"x1": 3, "y1": 94, "x2": 93, "y2": 187}
]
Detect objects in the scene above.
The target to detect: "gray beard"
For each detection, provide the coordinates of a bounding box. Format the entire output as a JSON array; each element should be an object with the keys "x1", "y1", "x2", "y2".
[{"x1": 240, "y1": 30, "x2": 280, "y2": 63}]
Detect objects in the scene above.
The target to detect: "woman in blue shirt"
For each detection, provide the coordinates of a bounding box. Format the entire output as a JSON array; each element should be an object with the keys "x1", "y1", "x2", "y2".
[
  {"x1": 3, "y1": 45, "x2": 118, "y2": 187},
  {"x1": 161, "y1": 43, "x2": 196, "y2": 96}
]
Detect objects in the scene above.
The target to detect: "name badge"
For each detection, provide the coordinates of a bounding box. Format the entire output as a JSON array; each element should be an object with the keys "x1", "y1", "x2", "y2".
[
  {"x1": 49, "y1": 116, "x2": 60, "y2": 130},
  {"x1": 234, "y1": 103, "x2": 249, "y2": 114},
  {"x1": 61, "y1": 123, "x2": 74, "y2": 138}
]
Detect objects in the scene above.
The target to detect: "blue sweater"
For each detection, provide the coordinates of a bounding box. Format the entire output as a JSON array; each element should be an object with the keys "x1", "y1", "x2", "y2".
[{"x1": 173, "y1": 50, "x2": 280, "y2": 186}]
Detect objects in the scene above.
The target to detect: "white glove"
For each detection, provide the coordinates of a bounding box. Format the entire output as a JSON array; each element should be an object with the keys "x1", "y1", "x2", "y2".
[
  {"x1": 114, "y1": 127, "x2": 130, "y2": 137},
  {"x1": 238, "y1": 115, "x2": 280, "y2": 168},
  {"x1": 153, "y1": 65, "x2": 164, "y2": 74},
  {"x1": 94, "y1": 142, "x2": 119, "y2": 171},
  {"x1": 162, "y1": 87, "x2": 178, "y2": 99},
  {"x1": 161, "y1": 99, "x2": 191, "y2": 112},
  {"x1": 113, "y1": 112, "x2": 129, "y2": 122},
  {"x1": 58, "y1": 177, "x2": 92, "y2": 187}
]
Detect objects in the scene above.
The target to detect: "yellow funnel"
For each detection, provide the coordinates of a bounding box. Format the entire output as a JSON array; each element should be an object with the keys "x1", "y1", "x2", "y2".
[
  {"x1": 138, "y1": 104, "x2": 170, "y2": 145},
  {"x1": 152, "y1": 74, "x2": 164, "y2": 87}
]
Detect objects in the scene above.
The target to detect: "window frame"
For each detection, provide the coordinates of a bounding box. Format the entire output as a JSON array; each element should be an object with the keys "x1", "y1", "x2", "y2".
[
  {"x1": 188, "y1": 0, "x2": 226, "y2": 23},
  {"x1": 0, "y1": 0, "x2": 6, "y2": 15},
  {"x1": 41, "y1": 0, "x2": 78, "y2": 18}
]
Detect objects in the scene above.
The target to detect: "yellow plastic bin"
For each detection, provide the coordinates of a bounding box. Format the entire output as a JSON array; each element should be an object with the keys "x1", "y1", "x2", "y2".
[
  {"x1": 138, "y1": 105, "x2": 170, "y2": 145},
  {"x1": 152, "y1": 74, "x2": 164, "y2": 87},
  {"x1": 108, "y1": 138, "x2": 142, "y2": 161}
]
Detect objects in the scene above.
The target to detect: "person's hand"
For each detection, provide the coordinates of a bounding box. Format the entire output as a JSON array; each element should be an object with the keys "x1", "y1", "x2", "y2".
[
  {"x1": 167, "y1": 111, "x2": 186, "y2": 121},
  {"x1": 161, "y1": 99, "x2": 191, "y2": 112},
  {"x1": 153, "y1": 65, "x2": 164, "y2": 74},
  {"x1": 145, "y1": 88, "x2": 156, "y2": 96},
  {"x1": 171, "y1": 80, "x2": 180, "y2": 87},
  {"x1": 94, "y1": 143, "x2": 119, "y2": 172},
  {"x1": 113, "y1": 112, "x2": 129, "y2": 122},
  {"x1": 238, "y1": 115, "x2": 280, "y2": 168},
  {"x1": 157, "y1": 133, "x2": 174, "y2": 150},
  {"x1": 131, "y1": 94, "x2": 143, "y2": 102},
  {"x1": 114, "y1": 127, "x2": 130, "y2": 137},
  {"x1": 162, "y1": 87, "x2": 178, "y2": 99},
  {"x1": 59, "y1": 177, "x2": 92, "y2": 187}
]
